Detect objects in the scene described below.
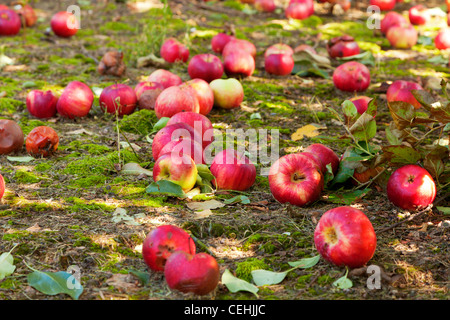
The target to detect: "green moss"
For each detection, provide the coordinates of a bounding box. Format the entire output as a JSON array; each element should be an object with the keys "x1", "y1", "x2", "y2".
[
  {"x1": 296, "y1": 274, "x2": 313, "y2": 288},
  {"x1": 17, "y1": 119, "x2": 48, "y2": 135},
  {"x1": 100, "y1": 21, "x2": 136, "y2": 33},
  {"x1": 235, "y1": 258, "x2": 270, "y2": 283},
  {"x1": 65, "y1": 197, "x2": 116, "y2": 213},
  {"x1": 0, "y1": 98, "x2": 24, "y2": 114},
  {"x1": 34, "y1": 162, "x2": 52, "y2": 172},
  {"x1": 14, "y1": 170, "x2": 41, "y2": 184},
  {"x1": 317, "y1": 274, "x2": 334, "y2": 286},
  {"x1": 119, "y1": 109, "x2": 158, "y2": 136}
]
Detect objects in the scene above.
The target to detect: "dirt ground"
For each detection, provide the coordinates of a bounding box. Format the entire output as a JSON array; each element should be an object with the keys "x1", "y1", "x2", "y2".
[{"x1": 0, "y1": 0, "x2": 448, "y2": 302}]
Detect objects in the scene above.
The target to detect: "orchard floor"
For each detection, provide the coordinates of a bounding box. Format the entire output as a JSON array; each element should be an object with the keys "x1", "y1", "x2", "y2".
[{"x1": 0, "y1": 0, "x2": 448, "y2": 302}]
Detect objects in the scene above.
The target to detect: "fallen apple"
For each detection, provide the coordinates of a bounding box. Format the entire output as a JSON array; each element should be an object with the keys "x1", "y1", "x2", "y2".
[
  {"x1": 314, "y1": 206, "x2": 377, "y2": 268},
  {"x1": 285, "y1": 0, "x2": 314, "y2": 20},
  {"x1": 211, "y1": 32, "x2": 235, "y2": 54},
  {"x1": 386, "y1": 23, "x2": 418, "y2": 49},
  {"x1": 222, "y1": 38, "x2": 257, "y2": 59},
  {"x1": 184, "y1": 78, "x2": 215, "y2": 116},
  {"x1": 164, "y1": 251, "x2": 220, "y2": 296},
  {"x1": 332, "y1": 61, "x2": 371, "y2": 92},
  {"x1": 13, "y1": 3, "x2": 37, "y2": 27},
  {"x1": 264, "y1": 53, "x2": 294, "y2": 76},
  {"x1": 147, "y1": 69, "x2": 183, "y2": 89},
  {"x1": 158, "y1": 138, "x2": 205, "y2": 165},
  {"x1": 160, "y1": 38, "x2": 189, "y2": 63},
  {"x1": 408, "y1": 4, "x2": 430, "y2": 26},
  {"x1": 25, "y1": 126, "x2": 59, "y2": 158},
  {"x1": 303, "y1": 143, "x2": 340, "y2": 176},
  {"x1": 386, "y1": 80, "x2": 423, "y2": 109},
  {"x1": 255, "y1": 0, "x2": 276, "y2": 12},
  {"x1": 264, "y1": 43, "x2": 294, "y2": 59},
  {"x1": 154, "y1": 85, "x2": 200, "y2": 119},
  {"x1": 153, "y1": 152, "x2": 198, "y2": 192},
  {"x1": 268, "y1": 153, "x2": 324, "y2": 207},
  {"x1": 0, "y1": 8, "x2": 21, "y2": 36},
  {"x1": 348, "y1": 95, "x2": 373, "y2": 116},
  {"x1": 0, "y1": 173, "x2": 5, "y2": 200},
  {"x1": 326, "y1": 35, "x2": 360, "y2": 59},
  {"x1": 134, "y1": 81, "x2": 164, "y2": 110},
  {"x1": 50, "y1": 11, "x2": 79, "y2": 37},
  {"x1": 26, "y1": 90, "x2": 59, "y2": 119},
  {"x1": 99, "y1": 83, "x2": 137, "y2": 116},
  {"x1": 210, "y1": 149, "x2": 257, "y2": 191},
  {"x1": 386, "y1": 164, "x2": 436, "y2": 211},
  {"x1": 434, "y1": 28, "x2": 450, "y2": 50},
  {"x1": 369, "y1": 0, "x2": 395, "y2": 11},
  {"x1": 223, "y1": 50, "x2": 255, "y2": 78},
  {"x1": 151, "y1": 123, "x2": 196, "y2": 161},
  {"x1": 56, "y1": 81, "x2": 94, "y2": 118},
  {"x1": 188, "y1": 53, "x2": 224, "y2": 83},
  {"x1": 380, "y1": 11, "x2": 408, "y2": 35},
  {"x1": 0, "y1": 119, "x2": 24, "y2": 155},
  {"x1": 209, "y1": 78, "x2": 244, "y2": 109},
  {"x1": 142, "y1": 225, "x2": 196, "y2": 272}
]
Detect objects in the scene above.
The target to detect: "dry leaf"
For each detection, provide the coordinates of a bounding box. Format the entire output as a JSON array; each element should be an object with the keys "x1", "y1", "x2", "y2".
[
  {"x1": 66, "y1": 129, "x2": 94, "y2": 136},
  {"x1": 186, "y1": 200, "x2": 225, "y2": 211},
  {"x1": 194, "y1": 209, "x2": 214, "y2": 219},
  {"x1": 291, "y1": 124, "x2": 326, "y2": 141}
]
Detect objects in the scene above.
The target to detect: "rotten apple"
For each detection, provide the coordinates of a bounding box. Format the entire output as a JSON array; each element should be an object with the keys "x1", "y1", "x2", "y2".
[
  {"x1": 25, "y1": 126, "x2": 59, "y2": 158},
  {"x1": 386, "y1": 164, "x2": 436, "y2": 211},
  {"x1": 326, "y1": 35, "x2": 360, "y2": 59},
  {"x1": 13, "y1": 3, "x2": 37, "y2": 27},
  {"x1": 134, "y1": 81, "x2": 164, "y2": 110},
  {"x1": 142, "y1": 225, "x2": 196, "y2": 272},
  {"x1": 314, "y1": 206, "x2": 377, "y2": 268},
  {"x1": 0, "y1": 119, "x2": 24, "y2": 155},
  {"x1": 255, "y1": 0, "x2": 276, "y2": 12}
]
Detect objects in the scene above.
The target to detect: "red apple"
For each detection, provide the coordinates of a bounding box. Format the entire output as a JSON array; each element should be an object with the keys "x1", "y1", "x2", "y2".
[
  {"x1": 304, "y1": 143, "x2": 340, "y2": 176},
  {"x1": 160, "y1": 38, "x2": 189, "y2": 63},
  {"x1": 134, "y1": 81, "x2": 164, "y2": 110},
  {"x1": 285, "y1": 0, "x2": 314, "y2": 20},
  {"x1": 151, "y1": 123, "x2": 196, "y2": 161},
  {"x1": 386, "y1": 80, "x2": 423, "y2": 109},
  {"x1": 348, "y1": 96, "x2": 373, "y2": 116},
  {"x1": 386, "y1": 164, "x2": 436, "y2": 211},
  {"x1": 268, "y1": 153, "x2": 324, "y2": 207},
  {"x1": 50, "y1": 11, "x2": 79, "y2": 38},
  {"x1": 380, "y1": 11, "x2": 408, "y2": 35},
  {"x1": 333, "y1": 61, "x2": 371, "y2": 92},
  {"x1": 223, "y1": 50, "x2": 255, "y2": 78},
  {"x1": 142, "y1": 225, "x2": 196, "y2": 272},
  {"x1": 211, "y1": 33, "x2": 235, "y2": 54},
  {"x1": 164, "y1": 251, "x2": 220, "y2": 296},
  {"x1": 158, "y1": 138, "x2": 205, "y2": 164},
  {"x1": 25, "y1": 126, "x2": 59, "y2": 158},
  {"x1": 265, "y1": 53, "x2": 294, "y2": 76},
  {"x1": 264, "y1": 43, "x2": 294, "y2": 58},
  {"x1": 386, "y1": 23, "x2": 418, "y2": 49},
  {"x1": 147, "y1": 69, "x2": 183, "y2": 89},
  {"x1": 314, "y1": 206, "x2": 377, "y2": 268},
  {"x1": 326, "y1": 35, "x2": 360, "y2": 59},
  {"x1": 369, "y1": 0, "x2": 395, "y2": 11},
  {"x1": 209, "y1": 78, "x2": 244, "y2": 109},
  {"x1": 210, "y1": 149, "x2": 256, "y2": 191},
  {"x1": 13, "y1": 4, "x2": 37, "y2": 27},
  {"x1": 0, "y1": 173, "x2": 5, "y2": 200},
  {"x1": 184, "y1": 78, "x2": 215, "y2": 116},
  {"x1": 0, "y1": 9, "x2": 21, "y2": 36},
  {"x1": 26, "y1": 90, "x2": 58, "y2": 119},
  {"x1": 408, "y1": 5, "x2": 430, "y2": 26},
  {"x1": 154, "y1": 85, "x2": 200, "y2": 119},
  {"x1": 222, "y1": 39, "x2": 257, "y2": 59},
  {"x1": 56, "y1": 81, "x2": 93, "y2": 118},
  {"x1": 153, "y1": 152, "x2": 198, "y2": 192},
  {"x1": 99, "y1": 83, "x2": 137, "y2": 116},
  {"x1": 166, "y1": 111, "x2": 214, "y2": 150},
  {"x1": 0, "y1": 119, "x2": 24, "y2": 154},
  {"x1": 188, "y1": 53, "x2": 224, "y2": 83},
  {"x1": 435, "y1": 28, "x2": 450, "y2": 50},
  {"x1": 255, "y1": 0, "x2": 276, "y2": 12}
]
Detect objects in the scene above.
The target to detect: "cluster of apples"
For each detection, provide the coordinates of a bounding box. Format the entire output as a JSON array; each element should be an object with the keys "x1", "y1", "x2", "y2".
[
  {"x1": 0, "y1": 119, "x2": 59, "y2": 159},
  {"x1": 142, "y1": 225, "x2": 220, "y2": 295}
]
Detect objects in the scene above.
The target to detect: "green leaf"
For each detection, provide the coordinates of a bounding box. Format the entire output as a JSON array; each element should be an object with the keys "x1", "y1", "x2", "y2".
[
  {"x1": 223, "y1": 195, "x2": 251, "y2": 205},
  {"x1": 349, "y1": 113, "x2": 377, "y2": 142},
  {"x1": 287, "y1": 255, "x2": 320, "y2": 269},
  {"x1": 381, "y1": 145, "x2": 422, "y2": 165},
  {"x1": 145, "y1": 180, "x2": 186, "y2": 198},
  {"x1": 342, "y1": 100, "x2": 358, "y2": 119},
  {"x1": 129, "y1": 269, "x2": 150, "y2": 286},
  {"x1": 251, "y1": 269, "x2": 288, "y2": 286},
  {"x1": 331, "y1": 162, "x2": 355, "y2": 185},
  {"x1": 151, "y1": 117, "x2": 169, "y2": 134},
  {"x1": 336, "y1": 51, "x2": 376, "y2": 66},
  {"x1": 222, "y1": 269, "x2": 259, "y2": 297},
  {"x1": 333, "y1": 274, "x2": 353, "y2": 289},
  {"x1": 27, "y1": 270, "x2": 83, "y2": 300},
  {"x1": 326, "y1": 188, "x2": 371, "y2": 205},
  {"x1": 0, "y1": 252, "x2": 16, "y2": 280},
  {"x1": 436, "y1": 206, "x2": 450, "y2": 215},
  {"x1": 6, "y1": 156, "x2": 35, "y2": 163},
  {"x1": 250, "y1": 113, "x2": 262, "y2": 120}
]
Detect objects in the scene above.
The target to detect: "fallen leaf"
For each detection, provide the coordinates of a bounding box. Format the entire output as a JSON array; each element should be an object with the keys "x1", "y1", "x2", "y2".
[
  {"x1": 186, "y1": 199, "x2": 225, "y2": 211},
  {"x1": 121, "y1": 162, "x2": 152, "y2": 176},
  {"x1": 291, "y1": 124, "x2": 326, "y2": 141},
  {"x1": 66, "y1": 129, "x2": 94, "y2": 136}
]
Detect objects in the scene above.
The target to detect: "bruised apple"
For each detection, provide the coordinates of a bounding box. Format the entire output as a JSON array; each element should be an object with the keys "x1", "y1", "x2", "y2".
[
  {"x1": 25, "y1": 126, "x2": 59, "y2": 158},
  {"x1": 165, "y1": 251, "x2": 220, "y2": 296},
  {"x1": 14, "y1": 4, "x2": 37, "y2": 27},
  {"x1": 326, "y1": 35, "x2": 360, "y2": 59},
  {"x1": 0, "y1": 119, "x2": 24, "y2": 154},
  {"x1": 142, "y1": 225, "x2": 196, "y2": 272},
  {"x1": 134, "y1": 81, "x2": 164, "y2": 110}
]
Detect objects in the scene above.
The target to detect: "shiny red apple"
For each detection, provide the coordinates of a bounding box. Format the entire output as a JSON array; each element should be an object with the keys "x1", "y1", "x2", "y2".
[
  {"x1": 380, "y1": 11, "x2": 408, "y2": 35},
  {"x1": 333, "y1": 61, "x2": 371, "y2": 92},
  {"x1": 314, "y1": 206, "x2": 377, "y2": 268},
  {"x1": 264, "y1": 43, "x2": 294, "y2": 58},
  {"x1": 0, "y1": 173, "x2": 5, "y2": 200},
  {"x1": 386, "y1": 164, "x2": 436, "y2": 211},
  {"x1": 369, "y1": 0, "x2": 395, "y2": 11},
  {"x1": 184, "y1": 78, "x2": 215, "y2": 116},
  {"x1": 408, "y1": 5, "x2": 430, "y2": 26},
  {"x1": 223, "y1": 50, "x2": 255, "y2": 78},
  {"x1": 158, "y1": 138, "x2": 205, "y2": 165},
  {"x1": 99, "y1": 83, "x2": 137, "y2": 116},
  {"x1": 268, "y1": 153, "x2": 324, "y2": 207},
  {"x1": 303, "y1": 143, "x2": 340, "y2": 176},
  {"x1": 386, "y1": 80, "x2": 423, "y2": 109},
  {"x1": 142, "y1": 225, "x2": 196, "y2": 272},
  {"x1": 147, "y1": 69, "x2": 183, "y2": 89},
  {"x1": 222, "y1": 38, "x2": 257, "y2": 59},
  {"x1": 154, "y1": 85, "x2": 200, "y2": 119},
  {"x1": 160, "y1": 38, "x2": 189, "y2": 63},
  {"x1": 56, "y1": 81, "x2": 93, "y2": 118},
  {"x1": 188, "y1": 53, "x2": 224, "y2": 83},
  {"x1": 151, "y1": 123, "x2": 196, "y2": 161},
  {"x1": 211, "y1": 33, "x2": 235, "y2": 54},
  {"x1": 265, "y1": 53, "x2": 294, "y2": 76},
  {"x1": 210, "y1": 149, "x2": 257, "y2": 191},
  {"x1": 285, "y1": 0, "x2": 314, "y2": 20},
  {"x1": 50, "y1": 11, "x2": 79, "y2": 37},
  {"x1": 435, "y1": 28, "x2": 450, "y2": 50},
  {"x1": 0, "y1": 9, "x2": 21, "y2": 36},
  {"x1": 26, "y1": 90, "x2": 58, "y2": 119},
  {"x1": 164, "y1": 251, "x2": 220, "y2": 296}
]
